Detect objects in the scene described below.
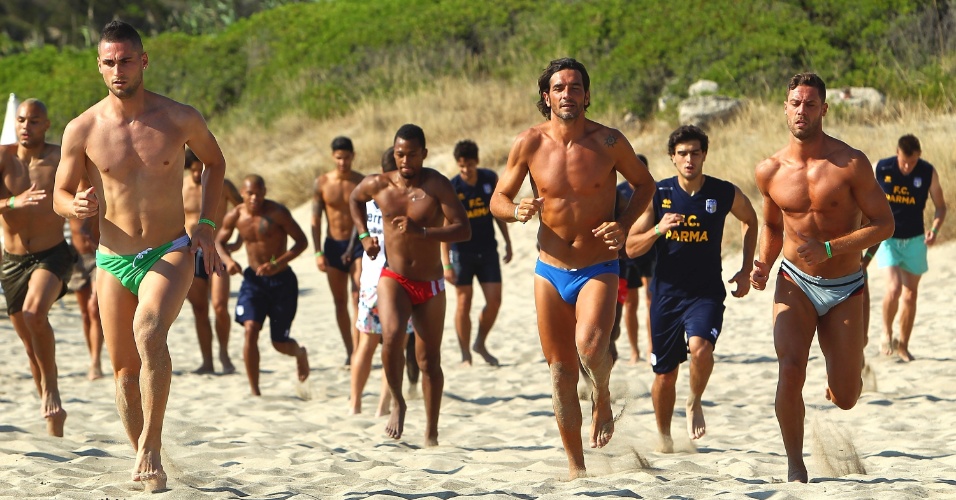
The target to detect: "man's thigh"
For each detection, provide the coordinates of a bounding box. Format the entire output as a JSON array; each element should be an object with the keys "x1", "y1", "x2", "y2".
[
  {"x1": 377, "y1": 276, "x2": 413, "y2": 346},
  {"x1": 533, "y1": 275, "x2": 578, "y2": 365},
  {"x1": 818, "y1": 293, "x2": 865, "y2": 378},
  {"x1": 575, "y1": 273, "x2": 617, "y2": 346},
  {"x1": 326, "y1": 267, "x2": 350, "y2": 300},
  {"x1": 411, "y1": 291, "x2": 447, "y2": 358},
  {"x1": 137, "y1": 250, "x2": 195, "y2": 333},
  {"x1": 210, "y1": 271, "x2": 230, "y2": 306},
  {"x1": 772, "y1": 276, "x2": 819, "y2": 364},
  {"x1": 96, "y1": 269, "x2": 140, "y2": 369},
  {"x1": 22, "y1": 268, "x2": 66, "y2": 315},
  {"x1": 478, "y1": 281, "x2": 502, "y2": 305}
]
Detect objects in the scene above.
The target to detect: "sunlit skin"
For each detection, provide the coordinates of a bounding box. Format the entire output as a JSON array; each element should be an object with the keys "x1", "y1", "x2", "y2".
[
  {"x1": 0, "y1": 99, "x2": 69, "y2": 438},
  {"x1": 750, "y1": 81, "x2": 894, "y2": 483}
]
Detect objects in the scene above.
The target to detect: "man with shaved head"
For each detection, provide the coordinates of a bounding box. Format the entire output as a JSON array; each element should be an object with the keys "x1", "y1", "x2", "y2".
[{"x1": 0, "y1": 97, "x2": 73, "y2": 438}]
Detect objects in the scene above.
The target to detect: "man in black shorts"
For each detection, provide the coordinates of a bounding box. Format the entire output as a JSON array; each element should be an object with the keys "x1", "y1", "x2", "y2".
[
  {"x1": 217, "y1": 175, "x2": 310, "y2": 396},
  {"x1": 442, "y1": 140, "x2": 512, "y2": 366}
]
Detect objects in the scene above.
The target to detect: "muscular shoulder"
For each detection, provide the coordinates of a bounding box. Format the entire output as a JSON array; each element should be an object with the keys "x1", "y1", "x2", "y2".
[
  {"x1": 584, "y1": 119, "x2": 625, "y2": 148},
  {"x1": 422, "y1": 167, "x2": 453, "y2": 188},
  {"x1": 754, "y1": 154, "x2": 785, "y2": 189},
  {"x1": 511, "y1": 126, "x2": 547, "y2": 157},
  {"x1": 266, "y1": 200, "x2": 293, "y2": 218}
]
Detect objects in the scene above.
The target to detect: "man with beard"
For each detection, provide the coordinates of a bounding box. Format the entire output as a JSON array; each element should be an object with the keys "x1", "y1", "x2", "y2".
[
  {"x1": 0, "y1": 98, "x2": 73, "y2": 437},
  {"x1": 54, "y1": 20, "x2": 227, "y2": 492},
  {"x1": 750, "y1": 73, "x2": 893, "y2": 482},
  {"x1": 490, "y1": 58, "x2": 655, "y2": 479},
  {"x1": 349, "y1": 124, "x2": 470, "y2": 447}
]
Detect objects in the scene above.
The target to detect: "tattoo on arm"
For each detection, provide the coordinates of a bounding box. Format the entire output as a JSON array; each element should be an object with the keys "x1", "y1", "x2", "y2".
[{"x1": 604, "y1": 135, "x2": 618, "y2": 148}]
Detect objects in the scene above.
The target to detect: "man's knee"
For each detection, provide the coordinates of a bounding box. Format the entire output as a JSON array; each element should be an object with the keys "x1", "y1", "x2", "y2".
[
  {"x1": 777, "y1": 359, "x2": 808, "y2": 389},
  {"x1": 901, "y1": 287, "x2": 919, "y2": 304},
  {"x1": 549, "y1": 361, "x2": 579, "y2": 386},
  {"x1": 654, "y1": 369, "x2": 679, "y2": 388},
  {"x1": 688, "y1": 338, "x2": 714, "y2": 362},
  {"x1": 829, "y1": 382, "x2": 861, "y2": 411},
  {"x1": 20, "y1": 308, "x2": 48, "y2": 332}
]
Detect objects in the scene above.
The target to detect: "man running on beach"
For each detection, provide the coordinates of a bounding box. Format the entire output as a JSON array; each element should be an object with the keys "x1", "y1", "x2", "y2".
[
  {"x1": 67, "y1": 177, "x2": 104, "y2": 381},
  {"x1": 183, "y1": 148, "x2": 242, "y2": 374},
  {"x1": 865, "y1": 134, "x2": 946, "y2": 362},
  {"x1": 626, "y1": 125, "x2": 757, "y2": 452},
  {"x1": 1, "y1": 98, "x2": 73, "y2": 437},
  {"x1": 313, "y1": 136, "x2": 365, "y2": 366},
  {"x1": 750, "y1": 73, "x2": 894, "y2": 483},
  {"x1": 54, "y1": 21, "x2": 227, "y2": 491},
  {"x1": 442, "y1": 139, "x2": 512, "y2": 366},
  {"x1": 217, "y1": 174, "x2": 309, "y2": 396},
  {"x1": 490, "y1": 57, "x2": 654, "y2": 479},
  {"x1": 349, "y1": 124, "x2": 471, "y2": 446}
]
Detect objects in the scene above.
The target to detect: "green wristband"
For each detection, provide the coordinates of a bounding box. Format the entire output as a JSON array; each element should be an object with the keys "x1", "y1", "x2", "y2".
[
  {"x1": 315, "y1": 251, "x2": 324, "y2": 257},
  {"x1": 443, "y1": 264, "x2": 453, "y2": 270},
  {"x1": 358, "y1": 231, "x2": 370, "y2": 240},
  {"x1": 198, "y1": 218, "x2": 217, "y2": 230},
  {"x1": 932, "y1": 227, "x2": 940, "y2": 234},
  {"x1": 864, "y1": 251, "x2": 874, "y2": 259},
  {"x1": 825, "y1": 241, "x2": 833, "y2": 259},
  {"x1": 654, "y1": 224, "x2": 662, "y2": 236},
  {"x1": 7, "y1": 196, "x2": 13, "y2": 209}
]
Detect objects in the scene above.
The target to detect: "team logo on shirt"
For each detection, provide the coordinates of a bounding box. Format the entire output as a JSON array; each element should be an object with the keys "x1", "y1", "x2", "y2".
[
  {"x1": 483, "y1": 183, "x2": 492, "y2": 194},
  {"x1": 662, "y1": 198, "x2": 672, "y2": 209},
  {"x1": 913, "y1": 177, "x2": 922, "y2": 188},
  {"x1": 705, "y1": 199, "x2": 717, "y2": 213},
  {"x1": 884, "y1": 175, "x2": 892, "y2": 183}
]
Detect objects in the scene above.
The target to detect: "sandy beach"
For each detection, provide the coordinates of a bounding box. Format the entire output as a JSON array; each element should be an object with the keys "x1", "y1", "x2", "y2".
[{"x1": 1, "y1": 201, "x2": 955, "y2": 499}]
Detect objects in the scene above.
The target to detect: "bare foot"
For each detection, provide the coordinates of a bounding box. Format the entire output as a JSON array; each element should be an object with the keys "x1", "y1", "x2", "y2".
[
  {"x1": 88, "y1": 364, "x2": 103, "y2": 381},
  {"x1": 473, "y1": 344, "x2": 499, "y2": 366},
  {"x1": 220, "y1": 353, "x2": 236, "y2": 374},
  {"x1": 896, "y1": 346, "x2": 915, "y2": 362},
  {"x1": 384, "y1": 399, "x2": 407, "y2": 439},
  {"x1": 788, "y1": 461, "x2": 809, "y2": 483},
  {"x1": 46, "y1": 409, "x2": 67, "y2": 437},
  {"x1": 132, "y1": 449, "x2": 168, "y2": 493},
  {"x1": 192, "y1": 364, "x2": 214, "y2": 375},
  {"x1": 424, "y1": 435, "x2": 439, "y2": 447},
  {"x1": 686, "y1": 394, "x2": 706, "y2": 440},
  {"x1": 589, "y1": 391, "x2": 614, "y2": 448},
  {"x1": 459, "y1": 359, "x2": 473, "y2": 367},
  {"x1": 881, "y1": 336, "x2": 896, "y2": 356},
  {"x1": 348, "y1": 402, "x2": 361, "y2": 415},
  {"x1": 569, "y1": 467, "x2": 588, "y2": 480},
  {"x1": 627, "y1": 353, "x2": 639, "y2": 365},
  {"x1": 297, "y1": 347, "x2": 310, "y2": 382},
  {"x1": 656, "y1": 434, "x2": 674, "y2": 453}
]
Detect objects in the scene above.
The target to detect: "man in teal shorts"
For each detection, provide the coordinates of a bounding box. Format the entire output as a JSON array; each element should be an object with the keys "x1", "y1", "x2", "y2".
[{"x1": 865, "y1": 134, "x2": 946, "y2": 362}]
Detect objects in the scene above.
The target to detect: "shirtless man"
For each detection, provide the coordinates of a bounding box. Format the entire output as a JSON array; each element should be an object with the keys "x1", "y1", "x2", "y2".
[
  {"x1": 217, "y1": 174, "x2": 309, "y2": 396},
  {"x1": 490, "y1": 58, "x2": 655, "y2": 479},
  {"x1": 0, "y1": 98, "x2": 73, "y2": 437},
  {"x1": 67, "y1": 177, "x2": 104, "y2": 380},
  {"x1": 54, "y1": 21, "x2": 227, "y2": 491},
  {"x1": 184, "y1": 148, "x2": 242, "y2": 374},
  {"x1": 313, "y1": 136, "x2": 364, "y2": 366},
  {"x1": 349, "y1": 124, "x2": 470, "y2": 446},
  {"x1": 750, "y1": 73, "x2": 894, "y2": 482},
  {"x1": 626, "y1": 125, "x2": 757, "y2": 452}
]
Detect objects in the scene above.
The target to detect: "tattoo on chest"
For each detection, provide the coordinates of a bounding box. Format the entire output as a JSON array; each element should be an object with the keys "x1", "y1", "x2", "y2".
[
  {"x1": 604, "y1": 135, "x2": 618, "y2": 148},
  {"x1": 258, "y1": 217, "x2": 272, "y2": 235}
]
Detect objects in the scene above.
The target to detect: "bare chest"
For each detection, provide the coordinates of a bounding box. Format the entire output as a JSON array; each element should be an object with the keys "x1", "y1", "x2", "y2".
[
  {"x1": 529, "y1": 144, "x2": 616, "y2": 198},
  {"x1": 376, "y1": 186, "x2": 440, "y2": 224},
  {"x1": 237, "y1": 212, "x2": 281, "y2": 243},
  {"x1": 320, "y1": 179, "x2": 358, "y2": 209},
  {"x1": 86, "y1": 118, "x2": 186, "y2": 184},
  {"x1": 770, "y1": 165, "x2": 851, "y2": 215}
]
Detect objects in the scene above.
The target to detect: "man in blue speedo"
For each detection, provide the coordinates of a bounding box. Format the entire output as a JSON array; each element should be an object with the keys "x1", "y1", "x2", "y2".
[
  {"x1": 864, "y1": 134, "x2": 946, "y2": 362},
  {"x1": 626, "y1": 125, "x2": 757, "y2": 453},
  {"x1": 441, "y1": 139, "x2": 512, "y2": 366}
]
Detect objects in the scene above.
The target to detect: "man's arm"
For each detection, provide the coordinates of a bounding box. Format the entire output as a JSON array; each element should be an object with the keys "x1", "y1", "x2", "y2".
[
  {"x1": 611, "y1": 134, "x2": 655, "y2": 232},
  {"x1": 272, "y1": 205, "x2": 309, "y2": 268},
  {"x1": 311, "y1": 175, "x2": 327, "y2": 270},
  {"x1": 827, "y1": 154, "x2": 894, "y2": 257},
  {"x1": 491, "y1": 130, "x2": 542, "y2": 223},
  {"x1": 215, "y1": 206, "x2": 242, "y2": 275},
  {"x1": 494, "y1": 218, "x2": 513, "y2": 263},
  {"x1": 184, "y1": 107, "x2": 227, "y2": 275},
  {"x1": 413, "y1": 172, "x2": 470, "y2": 243},
  {"x1": 349, "y1": 175, "x2": 381, "y2": 260},
  {"x1": 625, "y1": 200, "x2": 658, "y2": 259},
  {"x1": 53, "y1": 118, "x2": 96, "y2": 219},
  {"x1": 729, "y1": 185, "x2": 758, "y2": 297},
  {"x1": 925, "y1": 169, "x2": 946, "y2": 246},
  {"x1": 751, "y1": 159, "x2": 784, "y2": 291}
]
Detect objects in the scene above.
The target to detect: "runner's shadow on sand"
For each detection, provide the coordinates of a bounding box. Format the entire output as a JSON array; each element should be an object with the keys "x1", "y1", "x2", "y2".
[{"x1": 443, "y1": 392, "x2": 551, "y2": 405}]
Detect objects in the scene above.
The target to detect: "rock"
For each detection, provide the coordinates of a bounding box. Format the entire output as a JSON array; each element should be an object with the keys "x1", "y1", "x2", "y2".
[
  {"x1": 678, "y1": 95, "x2": 745, "y2": 127},
  {"x1": 688, "y1": 80, "x2": 719, "y2": 96},
  {"x1": 826, "y1": 87, "x2": 885, "y2": 109}
]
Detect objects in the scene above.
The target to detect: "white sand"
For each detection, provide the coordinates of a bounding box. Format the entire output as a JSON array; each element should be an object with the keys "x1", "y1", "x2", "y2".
[{"x1": 1, "y1": 203, "x2": 955, "y2": 498}]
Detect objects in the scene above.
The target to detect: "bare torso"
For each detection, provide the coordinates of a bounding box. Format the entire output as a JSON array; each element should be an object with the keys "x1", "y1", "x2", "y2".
[
  {"x1": 373, "y1": 169, "x2": 451, "y2": 281},
  {"x1": 526, "y1": 121, "x2": 619, "y2": 268},
  {"x1": 317, "y1": 171, "x2": 364, "y2": 240},
  {"x1": 1, "y1": 144, "x2": 66, "y2": 253},
  {"x1": 233, "y1": 201, "x2": 293, "y2": 271},
  {"x1": 760, "y1": 137, "x2": 867, "y2": 277},
  {"x1": 72, "y1": 92, "x2": 199, "y2": 255},
  {"x1": 184, "y1": 177, "x2": 237, "y2": 236}
]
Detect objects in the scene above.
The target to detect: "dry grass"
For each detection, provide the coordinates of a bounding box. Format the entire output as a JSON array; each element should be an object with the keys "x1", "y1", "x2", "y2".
[{"x1": 213, "y1": 78, "x2": 954, "y2": 247}]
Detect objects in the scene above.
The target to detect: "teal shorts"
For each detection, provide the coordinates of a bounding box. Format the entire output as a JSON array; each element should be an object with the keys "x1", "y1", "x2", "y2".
[{"x1": 877, "y1": 236, "x2": 928, "y2": 275}]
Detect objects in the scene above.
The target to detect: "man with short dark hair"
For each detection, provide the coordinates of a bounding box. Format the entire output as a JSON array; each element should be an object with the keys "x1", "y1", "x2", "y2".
[
  {"x1": 54, "y1": 20, "x2": 227, "y2": 491},
  {"x1": 350, "y1": 124, "x2": 470, "y2": 446},
  {"x1": 442, "y1": 139, "x2": 512, "y2": 366},
  {"x1": 626, "y1": 125, "x2": 757, "y2": 452},
  {"x1": 865, "y1": 134, "x2": 946, "y2": 362},
  {"x1": 750, "y1": 72, "x2": 894, "y2": 482},
  {"x1": 313, "y1": 136, "x2": 364, "y2": 365}
]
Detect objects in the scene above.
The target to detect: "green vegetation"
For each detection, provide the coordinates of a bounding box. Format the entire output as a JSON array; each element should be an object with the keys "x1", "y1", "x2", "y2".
[{"x1": 2, "y1": 0, "x2": 956, "y2": 136}]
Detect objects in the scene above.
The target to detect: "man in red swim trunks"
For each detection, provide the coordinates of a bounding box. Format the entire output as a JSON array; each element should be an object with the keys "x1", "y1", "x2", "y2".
[{"x1": 349, "y1": 123, "x2": 471, "y2": 447}]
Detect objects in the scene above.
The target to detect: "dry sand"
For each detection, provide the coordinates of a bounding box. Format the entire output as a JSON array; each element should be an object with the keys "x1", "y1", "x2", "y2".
[{"x1": 1, "y1": 202, "x2": 955, "y2": 499}]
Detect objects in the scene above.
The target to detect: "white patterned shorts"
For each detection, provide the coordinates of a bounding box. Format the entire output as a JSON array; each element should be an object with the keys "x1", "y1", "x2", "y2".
[{"x1": 355, "y1": 284, "x2": 414, "y2": 335}]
